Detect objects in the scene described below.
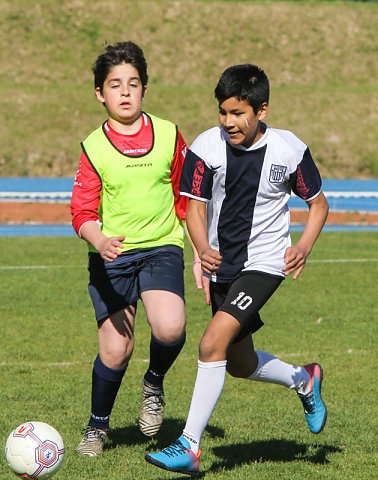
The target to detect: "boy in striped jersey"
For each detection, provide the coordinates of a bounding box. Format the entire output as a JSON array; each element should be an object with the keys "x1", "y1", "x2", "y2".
[{"x1": 146, "y1": 64, "x2": 329, "y2": 475}]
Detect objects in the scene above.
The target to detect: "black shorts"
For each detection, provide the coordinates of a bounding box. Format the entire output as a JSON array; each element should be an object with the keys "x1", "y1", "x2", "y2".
[
  {"x1": 88, "y1": 245, "x2": 184, "y2": 322},
  {"x1": 210, "y1": 270, "x2": 283, "y2": 341}
]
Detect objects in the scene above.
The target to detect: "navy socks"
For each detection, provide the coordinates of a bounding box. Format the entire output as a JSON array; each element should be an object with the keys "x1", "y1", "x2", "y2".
[
  {"x1": 144, "y1": 333, "x2": 186, "y2": 389},
  {"x1": 87, "y1": 333, "x2": 185, "y2": 429},
  {"x1": 88, "y1": 354, "x2": 127, "y2": 430}
]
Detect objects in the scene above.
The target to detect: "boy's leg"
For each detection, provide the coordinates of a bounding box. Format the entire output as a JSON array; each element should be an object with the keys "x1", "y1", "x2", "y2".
[
  {"x1": 227, "y1": 335, "x2": 310, "y2": 389},
  {"x1": 139, "y1": 289, "x2": 186, "y2": 436},
  {"x1": 145, "y1": 311, "x2": 240, "y2": 474},
  {"x1": 181, "y1": 310, "x2": 241, "y2": 450},
  {"x1": 220, "y1": 270, "x2": 327, "y2": 434},
  {"x1": 142, "y1": 289, "x2": 186, "y2": 386},
  {"x1": 137, "y1": 247, "x2": 186, "y2": 436},
  {"x1": 227, "y1": 336, "x2": 327, "y2": 433},
  {"x1": 78, "y1": 306, "x2": 135, "y2": 456}
]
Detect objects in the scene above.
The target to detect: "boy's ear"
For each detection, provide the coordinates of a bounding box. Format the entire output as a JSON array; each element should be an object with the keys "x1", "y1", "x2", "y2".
[
  {"x1": 95, "y1": 87, "x2": 105, "y2": 103},
  {"x1": 258, "y1": 102, "x2": 269, "y2": 120},
  {"x1": 142, "y1": 85, "x2": 147, "y2": 100}
]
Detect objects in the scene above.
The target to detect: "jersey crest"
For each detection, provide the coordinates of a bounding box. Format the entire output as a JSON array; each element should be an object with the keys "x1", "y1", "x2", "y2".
[{"x1": 269, "y1": 164, "x2": 287, "y2": 183}]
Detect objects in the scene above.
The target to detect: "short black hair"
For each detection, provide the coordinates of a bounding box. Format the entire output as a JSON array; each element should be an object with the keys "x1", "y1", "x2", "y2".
[
  {"x1": 214, "y1": 64, "x2": 269, "y2": 114},
  {"x1": 92, "y1": 41, "x2": 148, "y2": 92}
]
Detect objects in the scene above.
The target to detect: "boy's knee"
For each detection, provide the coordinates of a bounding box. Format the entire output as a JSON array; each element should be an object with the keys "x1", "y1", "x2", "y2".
[
  {"x1": 199, "y1": 335, "x2": 221, "y2": 362},
  {"x1": 153, "y1": 324, "x2": 185, "y2": 345},
  {"x1": 101, "y1": 342, "x2": 134, "y2": 370}
]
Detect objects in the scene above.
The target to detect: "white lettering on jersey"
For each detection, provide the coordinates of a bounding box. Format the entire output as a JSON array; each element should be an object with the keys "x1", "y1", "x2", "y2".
[{"x1": 123, "y1": 148, "x2": 148, "y2": 155}]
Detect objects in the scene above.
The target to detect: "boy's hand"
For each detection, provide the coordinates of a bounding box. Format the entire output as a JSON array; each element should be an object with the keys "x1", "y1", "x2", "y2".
[
  {"x1": 98, "y1": 235, "x2": 125, "y2": 262},
  {"x1": 192, "y1": 264, "x2": 211, "y2": 305},
  {"x1": 283, "y1": 244, "x2": 307, "y2": 279},
  {"x1": 200, "y1": 248, "x2": 222, "y2": 275},
  {"x1": 193, "y1": 261, "x2": 204, "y2": 289},
  {"x1": 283, "y1": 192, "x2": 328, "y2": 279},
  {"x1": 201, "y1": 275, "x2": 211, "y2": 305}
]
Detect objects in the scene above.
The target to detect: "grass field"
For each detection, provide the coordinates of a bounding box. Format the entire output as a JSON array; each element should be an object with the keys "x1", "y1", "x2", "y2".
[
  {"x1": 0, "y1": 232, "x2": 377, "y2": 479},
  {"x1": 0, "y1": 0, "x2": 377, "y2": 178}
]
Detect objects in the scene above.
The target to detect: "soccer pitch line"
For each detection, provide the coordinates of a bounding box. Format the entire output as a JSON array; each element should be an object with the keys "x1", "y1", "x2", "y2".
[
  {"x1": 0, "y1": 358, "x2": 150, "y2": 368},
  {"x1": 0, "y1": 265, "x2": 85, "y2": 270},
  {"x1": 307, "y1": 258, "x2": 378, "y2": 263},
  {"x1": 0, "y1": 361, "x2": 83, "y2": 367},
  {"x1": 1, "y1": 258, "x2": 378, "y2": 271}
]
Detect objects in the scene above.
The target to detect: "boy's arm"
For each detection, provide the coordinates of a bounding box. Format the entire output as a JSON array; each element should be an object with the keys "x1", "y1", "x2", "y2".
[
  {"x1": 80, "y1": 222, "x2": 125, "y2": 262},
  {"x1": 71, "y1": 152, "x2": 102, "y2": 235},
  {"x1": 186, "y1": 199, "x2": 222, "y2": 273},
  {"x1": 182, "y1": 219, "x2": 204, "y2": 291},
  {"x1": 283, "y1": 192, "x2": 329, "y2": 279},
  {"x1": 186, "y1": 198, "x2": 222, "y2": 304}
]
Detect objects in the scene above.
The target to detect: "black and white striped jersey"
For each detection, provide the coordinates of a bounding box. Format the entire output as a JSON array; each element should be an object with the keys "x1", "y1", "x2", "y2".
[{"x1": 180, "y1": 125, "x2": 322, "y2": 282}]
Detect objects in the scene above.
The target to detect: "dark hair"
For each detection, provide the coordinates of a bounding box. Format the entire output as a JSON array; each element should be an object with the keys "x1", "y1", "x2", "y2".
[
  {"x1": 92, "y1": 41, "x2": 148, "y2": 92},
  {"x1": 214, "y1": 64, "x2": 269, "y2": 114}
]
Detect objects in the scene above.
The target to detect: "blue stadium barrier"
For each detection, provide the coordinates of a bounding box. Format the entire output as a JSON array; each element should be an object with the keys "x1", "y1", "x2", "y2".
[{"x1": 0, "y1": 178, "x2": 377, "y2": 235}]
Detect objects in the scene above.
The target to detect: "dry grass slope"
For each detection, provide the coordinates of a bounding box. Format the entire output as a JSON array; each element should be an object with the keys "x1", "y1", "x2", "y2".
[{"x1": 0, "y1": 0, "x2": 377, "y2": 177}]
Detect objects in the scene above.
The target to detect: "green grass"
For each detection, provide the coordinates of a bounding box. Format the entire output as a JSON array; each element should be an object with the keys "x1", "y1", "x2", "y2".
[
  {"x1": 0, "y1": 0, "x2": 377, "y2": 178},
  {"x1": 0, "y1": 233, "x2": 377, "y2": 479}
]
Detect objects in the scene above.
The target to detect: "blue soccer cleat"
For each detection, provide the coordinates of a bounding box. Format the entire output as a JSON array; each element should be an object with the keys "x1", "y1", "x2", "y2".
[
  {"x1": 298, "y1": 363, "x2": 327, "y2": 434},
  {"x1": 145, "y1": 436, "x2": 201, "y2": 475}
]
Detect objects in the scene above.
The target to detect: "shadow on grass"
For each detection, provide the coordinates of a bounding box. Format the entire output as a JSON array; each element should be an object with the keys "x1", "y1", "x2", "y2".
[
  {"x1": 106, "y1": 427, "x2": 341, "y2": 479},
  {"x1": 209, "y1": 439, "x2": 342, "y2": 473},
  {"x1": 106, "y1": 417, "x2": 225, "y2": 451}
]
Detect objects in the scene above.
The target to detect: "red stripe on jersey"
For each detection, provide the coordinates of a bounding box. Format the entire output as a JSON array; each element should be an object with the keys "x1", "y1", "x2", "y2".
[
  {"x1": 191, "y1": 160, "x2": 205, "y2": 196},
  {"x1": 295, "y1": 164, "x2": 310, "y2": 199},
  {"x1": 171, "y1": 131, "x2": 188, "y2": 220}
]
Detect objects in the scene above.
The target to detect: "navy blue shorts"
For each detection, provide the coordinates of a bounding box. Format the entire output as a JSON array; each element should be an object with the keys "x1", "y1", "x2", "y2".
[
  {"x1": 210, "y1": 270, "x2": 283, "y2": 342},
  {"x1": 87, "y1": 245, "x2": 185, "y2": 322}
]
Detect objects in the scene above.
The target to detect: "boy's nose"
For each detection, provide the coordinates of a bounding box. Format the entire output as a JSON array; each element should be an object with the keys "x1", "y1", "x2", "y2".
[{"x1": 224, "y1": 116, "x2": 234, "y2": 128}]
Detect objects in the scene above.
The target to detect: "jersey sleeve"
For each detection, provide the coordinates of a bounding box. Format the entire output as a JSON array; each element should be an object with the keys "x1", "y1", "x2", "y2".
[
  {"x1": 171, "y1": 130, "x2": 189, "y2": 220},
  {"x1": 70, "y1": 151, "x2": 102, "y2": 236},
  {"x1": 179, "y1": 148, "x2": 214, "y2": 202},
  {"x1": 289, "y1": 147, "x2": 322, "y2": 201}
]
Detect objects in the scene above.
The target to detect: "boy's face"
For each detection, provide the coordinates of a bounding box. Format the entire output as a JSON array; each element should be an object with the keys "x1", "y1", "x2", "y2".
[
  {"x1": 218, "y1": 97, "x2": 268, "y2": 148},
  {"x1": 95, "y1": 63, "x2": 146, "y2": 129}
]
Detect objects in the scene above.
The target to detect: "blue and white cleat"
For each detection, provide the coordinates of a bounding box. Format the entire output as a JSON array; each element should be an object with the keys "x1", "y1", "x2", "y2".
[
  {"x1": 145, "y1": 436, "x2": 201, "y2": 475},
  {"x1": 298, "y1": 363, "x2": 327, "y2": 434}
]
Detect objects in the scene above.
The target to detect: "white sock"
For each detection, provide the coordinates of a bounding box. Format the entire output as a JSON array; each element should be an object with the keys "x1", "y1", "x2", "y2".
[
  {"x1": 182, "y1": 359, "x2": 227, "y2": 454},
  {"x1": 248, "y1": 351, "x2": 310, "y2": 393}
]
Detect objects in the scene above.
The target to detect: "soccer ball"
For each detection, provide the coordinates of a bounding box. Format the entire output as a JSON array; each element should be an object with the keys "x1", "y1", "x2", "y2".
[{"x1": 5, "y1": 422, "x2": 65, "y2": 479}]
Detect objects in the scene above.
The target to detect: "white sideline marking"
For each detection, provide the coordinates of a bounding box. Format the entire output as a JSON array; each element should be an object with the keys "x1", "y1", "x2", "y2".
[
  {"x1": 0, "y1": 265, "x2": 85, "y2": 270},
  {"x1": 0, "y1": 258, "x2": 378, "y2": 271},
  {"x1": 0, "y1": 362, "x2": 82, "y2": 367},
  {"x1": 308, "y1": 258, "x2": 378, "y2": 263},
  {"x1": 0, "y1": 359, "x2": 152, "y2": 368},
  {"x1": 185, "y1": 259, "x2": 378, "y2": 265}
]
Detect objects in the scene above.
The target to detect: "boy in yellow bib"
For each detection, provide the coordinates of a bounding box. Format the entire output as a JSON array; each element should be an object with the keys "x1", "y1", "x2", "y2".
[{"x1": 70, "y1": 41, "x2": 201, "y2": 456}]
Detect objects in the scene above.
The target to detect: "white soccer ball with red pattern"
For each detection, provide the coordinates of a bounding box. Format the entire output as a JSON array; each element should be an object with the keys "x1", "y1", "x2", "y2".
[{"x1": 5, "y1": 422, "x2": 65, "y2": 479}]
